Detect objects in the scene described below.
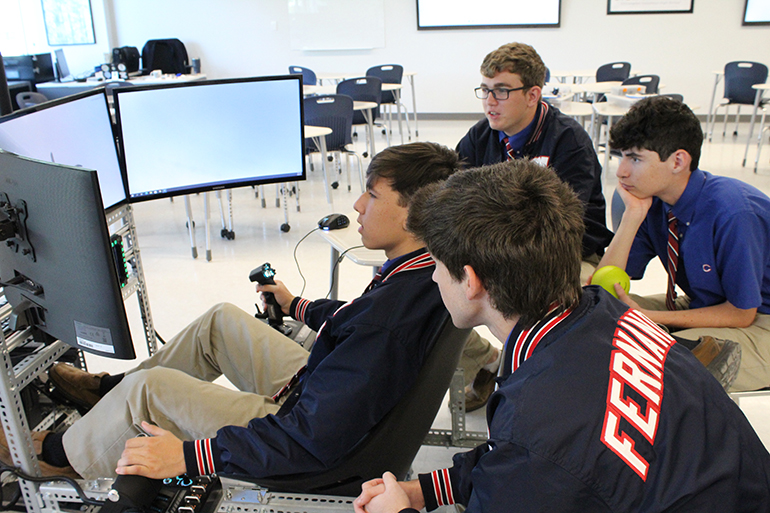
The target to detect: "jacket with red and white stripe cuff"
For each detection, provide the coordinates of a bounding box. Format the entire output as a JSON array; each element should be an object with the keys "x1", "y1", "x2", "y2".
[
  {"x1": 417, "y1": 287, "x2": 770, "y2": 512},
  {"x1": 182, "y1": 248, "x2": 447, "y2": 479}
]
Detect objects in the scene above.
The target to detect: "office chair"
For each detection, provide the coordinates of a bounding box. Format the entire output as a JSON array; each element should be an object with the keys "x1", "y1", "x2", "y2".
[
  {"x1": 596, "y1": 62, "x2": 631, "y2": 83},
  {"x1": 622, "y1": 74, "x2": 660, "y2": 95},
  {"x1": 366, "y1": 64, "x2": 411, "y2": 142},
  {"x1": 288, "y1": 66, "x2": 317, "y2": 86},
  {"x1": 303, "y1": 94, "x2": 364, "y2": 192},
  {"x1": 231, "y1": 310, "x2": 471, "y2": 496},
  {"x1": 708, "y1": 61, "x2": 768, "y2": 142},
  {"x1": 661, "y1": 93, "x2": 684, "y2": 103},
  {"x1": 337, "y1": 77, "x2": 390, "y2": 157},
  {"x1": 15, "y1": 91, "x2": 48, "y2": 109},
  {"x1": 141, "y1": 38, "x2": 190, "y2": 75}
]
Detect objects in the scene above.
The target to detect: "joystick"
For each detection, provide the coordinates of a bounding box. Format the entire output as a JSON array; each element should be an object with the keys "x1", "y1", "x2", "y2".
[{"x1": 249, "y1": 262, "x2": 292, "y2": 336}]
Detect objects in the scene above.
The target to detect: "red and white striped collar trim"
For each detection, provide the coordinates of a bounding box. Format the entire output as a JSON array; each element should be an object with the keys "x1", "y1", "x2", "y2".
[
  {"x1": 525, "y1": 100, "x2": 550, "y2": 148},
  {"x1": 379, "y1": 250, "x2": 434, "y2": 284},
  {"x1": 508, "y1": 302, "x2": 573, "y2": 373}
]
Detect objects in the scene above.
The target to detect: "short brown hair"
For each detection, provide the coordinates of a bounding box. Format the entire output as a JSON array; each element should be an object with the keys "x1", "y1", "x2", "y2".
[
  {"x1": 408, "y1": 160, "x2": 584, "y2": 327},
  {"x1": 480, "y1": 42, "x2": 546, "y2": 89},
  {"x1": 366, "y1": 142, "x2": 461, "y2": 206}
]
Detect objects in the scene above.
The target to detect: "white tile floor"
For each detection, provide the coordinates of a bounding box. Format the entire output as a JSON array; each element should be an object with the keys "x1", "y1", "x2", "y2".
[{"x1": 84, "y1": 115, "x2": 770, "y2": 476}]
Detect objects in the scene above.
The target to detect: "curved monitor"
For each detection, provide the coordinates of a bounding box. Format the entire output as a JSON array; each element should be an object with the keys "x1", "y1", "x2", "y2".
[
  {"x1": 0, "y1": 88, "x2": 127, "y2": 211},
  {"x1": 0, "y1": 151, "x2": 134, "y2": 359},
  {"x1": 114, "y1": 75, "x2": 306, "y2": 202}
]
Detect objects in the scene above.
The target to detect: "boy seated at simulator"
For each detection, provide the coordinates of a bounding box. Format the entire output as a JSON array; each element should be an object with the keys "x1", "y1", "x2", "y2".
[{"x1": 0, "y1": 142, "x2": 462, "y2": 481}]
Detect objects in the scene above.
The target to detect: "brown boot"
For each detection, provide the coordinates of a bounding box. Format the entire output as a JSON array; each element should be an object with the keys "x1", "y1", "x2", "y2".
[
  {"x1": 464, "y1": 368, "x2": 497, "y2": 412},
  {"x1": 0, "y1": 428, "x2": 80, "y2": 479},
  {"x1": 48, "y1": 363, "x2": 108, "y2": 410},
  {"x1": 690, "y1": 336, "x2": 742, "y2": 391}
]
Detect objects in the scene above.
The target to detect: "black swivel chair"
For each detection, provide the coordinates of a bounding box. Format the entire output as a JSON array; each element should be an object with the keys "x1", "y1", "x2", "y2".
[
  {"x1": 621, "y1": 74, "x2": 660, "y2": 95},
  {"x1": 366, "y1": 64, "x2": 411, "y2": 142},
  {"x1": 708, "y1": 61, "x2": 768, "y2": 141},
  {"x1": 231, "y1": 311, "x2": 472, "y2": 496},
  {"x1": 304, "y1": 94, "x2": 363, "y2": 192},
  {"x1": 337, "y1": 76, "x2": 389, "y2": 157},
  {"x1": 141, "y1": 38, "x2": 190, "y2": 75}
]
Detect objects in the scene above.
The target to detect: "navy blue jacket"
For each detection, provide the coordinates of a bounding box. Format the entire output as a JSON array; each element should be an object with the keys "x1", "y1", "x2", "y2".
[
  {"x1": 456, "y1": 101, "x2": 612, "y2": 258},
  {"x1": 419, "y1": 287, "x2": 770, "y2": 512},
  {"x1": 183, "y1": 249, "x2": 446, "y2": 477}
]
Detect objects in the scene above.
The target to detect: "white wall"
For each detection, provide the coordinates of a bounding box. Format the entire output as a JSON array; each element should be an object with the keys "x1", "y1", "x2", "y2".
[{"x1": 104, "y1": 0, "x2": 769, "y2": 115}]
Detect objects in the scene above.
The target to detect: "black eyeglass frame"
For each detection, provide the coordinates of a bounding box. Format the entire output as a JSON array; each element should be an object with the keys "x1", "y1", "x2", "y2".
[{"x1": 474, "y1": 85, "x2": 527, "y2": 100}]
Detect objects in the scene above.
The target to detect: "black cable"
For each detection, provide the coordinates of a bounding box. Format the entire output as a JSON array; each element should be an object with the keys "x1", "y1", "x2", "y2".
[
  {"x1": 0, "y1": 464, "x2": 104, "y2": 506},
  {"x1": 325, "y1": 245, "x2": 365, "y2": 299},
  {"x1": 292, "y1": 227, "x2": 321, "y2": 298}
]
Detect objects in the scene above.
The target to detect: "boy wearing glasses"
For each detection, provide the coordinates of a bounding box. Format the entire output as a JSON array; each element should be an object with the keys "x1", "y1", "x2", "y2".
[{"x1": 456, "y1": 42, "x2": 613, "y2": 410}]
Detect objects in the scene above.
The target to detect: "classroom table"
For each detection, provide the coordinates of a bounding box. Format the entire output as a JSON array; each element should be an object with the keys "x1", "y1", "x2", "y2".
[
  {"x1": 593, "y1": 101, "x2": 634, "y2": 172},
  {"x1": 36, "y1": 73, "x2": 207, "y2": 100},
  {"x1": 549, "y1": 69, "x2": 595, "y2": 84},
  {"x1": 315, "y1": 213, "x2": 386, "y2": 300},
  {"x1": 706, "y1": 70, "x2": 723, "y2": 137}
]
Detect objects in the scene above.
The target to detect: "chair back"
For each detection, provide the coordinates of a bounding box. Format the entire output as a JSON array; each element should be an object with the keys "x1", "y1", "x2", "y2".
[
  {"x1": 545, "y1": 66, "x2": 551, "y2": 84},
  {"x1": 366, "y1": 65, "x2": 403, "y2": 104},
  {"x1": 237, "y1": 311, "x2": 471, "y2": 496},
  {"x1": 661, "y1": 93, "x2": 684, "y2": 103},
  {"x1": 596, "y1": 62, "x2": 631, "y2": 82},
  {"x1": 289, "y1": 65, "x2": 317, "y2": 86},
  {"x1": 303, "y1": 94, "x2": 354, "y2": 153},
  {"x1": 15, "y1": 91, "x2": 48, "y2": 109},
  {"x1": 141, "y1": 38, "x2": 189, "y2": 75},
  {"x1": 724, "y1": 61, "x2": 769, "y2": 105},
  {"x1": 622, "y1": 74, "x2": 660, "y2": 95},
  {"x1": 337, "y1": 76, "x2": 383, "y2": 124}
]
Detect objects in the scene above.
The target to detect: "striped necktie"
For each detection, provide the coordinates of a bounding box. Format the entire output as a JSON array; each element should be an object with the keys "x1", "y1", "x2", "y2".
[
  {"x1": 665, "y1": 211, "x2": 679, "y2": 311},
  {"x1": 503, "y1": 137, "x2": 514, "y2": 161}
]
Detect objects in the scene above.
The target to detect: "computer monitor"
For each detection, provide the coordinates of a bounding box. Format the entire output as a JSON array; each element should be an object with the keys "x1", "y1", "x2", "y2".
[
  {"x1": 0, "y1": 88, "x2": 128, "y2": 211},
  {"x1": 54, "y1": 49, "x2": 71, "y2": 81},
  {"x1": 2, "y1": 53, "x2": 55, "y2": 84},
  {"x1": 114, "y1": 75, "x2": 306, "y2": 201},
  {"x1": 0, "y1": 151, "x2": 135, "y2": 359}
]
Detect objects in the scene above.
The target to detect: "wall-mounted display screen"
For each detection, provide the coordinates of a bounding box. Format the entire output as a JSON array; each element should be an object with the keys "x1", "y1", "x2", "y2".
[
  {"x1": 416, "y1": 0, "x2": 561, "y2": 29},
  {"x1": 744, "y1": 0, "x2": 770, "y2": 25}
]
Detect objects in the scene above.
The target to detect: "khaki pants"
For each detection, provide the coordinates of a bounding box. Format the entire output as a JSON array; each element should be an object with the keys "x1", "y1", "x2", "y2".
[
  {"x1": 631, "y1": 293, "x2": 770, "y2": 392},
  {"x1": 459, "y1": 255, "x2": 600, "y2": 385},
  {"x1": 63, "y1": 303, "x2": 309, "y2": 479}
]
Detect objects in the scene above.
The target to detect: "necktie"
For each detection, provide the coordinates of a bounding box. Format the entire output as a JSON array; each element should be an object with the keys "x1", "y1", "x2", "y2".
[
  {"x1": 503, "y1": 137, "x2": 514, "y2": 161},
  {"x1": 665, "y1": 211, "x2": 679, "y2": 311}
]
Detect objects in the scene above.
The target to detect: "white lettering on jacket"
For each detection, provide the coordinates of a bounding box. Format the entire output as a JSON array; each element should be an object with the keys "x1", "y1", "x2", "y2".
[{"x1": 600, "y1": 310, "x2": 676, "y2": 480}]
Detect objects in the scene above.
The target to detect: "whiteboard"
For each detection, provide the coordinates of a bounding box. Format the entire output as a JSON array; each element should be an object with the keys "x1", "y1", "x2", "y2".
[{"x1": 289, "y1": 0, "x2": 385, "y2": 51}]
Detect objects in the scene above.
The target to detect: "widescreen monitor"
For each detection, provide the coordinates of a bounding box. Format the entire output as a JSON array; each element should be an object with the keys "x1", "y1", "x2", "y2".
[
  {"x1": 416, "y1": 0, "x2": 561, "y2": 28},
  {"x1": 0, "y1": 88, "x2": 127, "y2": 211},
  {"x1": 114, "y1": 75, "x2": 306, "y2": 201},
  {"x1": 0, "y1": 151, "x2": 135, "y2": 359}
]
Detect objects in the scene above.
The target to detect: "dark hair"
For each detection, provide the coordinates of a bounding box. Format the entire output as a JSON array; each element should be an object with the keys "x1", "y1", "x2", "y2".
[
  {"x1": 610, "y1": 96, "x2": 702, "y2": 171},
  {"x1": 480, "y1": 42, "x2": 546, "y2": 89},
  {"x1": 408, "y1": 160, "x2": 584, "y2": 328},
  {"x1": 366, "y1": 142, "x2": 462, "y2": 206}
]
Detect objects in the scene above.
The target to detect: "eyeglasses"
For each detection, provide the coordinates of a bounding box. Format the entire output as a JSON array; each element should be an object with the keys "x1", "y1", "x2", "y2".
[{"x1": 474, "y1": 86, "x2": 526, "y2": 100}]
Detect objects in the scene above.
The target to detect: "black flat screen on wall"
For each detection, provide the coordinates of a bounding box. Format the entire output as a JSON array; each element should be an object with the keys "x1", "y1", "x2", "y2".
[{"x1": 416, "y1": 0, "x2": 561, "y2": 29}]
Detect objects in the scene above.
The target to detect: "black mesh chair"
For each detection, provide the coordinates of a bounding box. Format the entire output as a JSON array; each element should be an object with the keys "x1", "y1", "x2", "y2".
[
  {"x1": 231, "y1": 311, "x2": 471, "y2": 496},
  {"x1": 141, "y1": 38, "x2": 190, "y2": 75},
  {"x1": 366, "y1": 64, "x2": 411, "y2": 142},
  {"x1": 337, "y1": 77, "x2": 389, "y2": 157},
  {"x1": 288, "y1": 66, "x2": 317, "y2": 86},
  {"x1": 303, "y1": 94, "x2": 363, "y2": 192},
  {"x1": 708, "y1": 61, "x2": 768, "y2": 141},
  {"x1": 622, "y1": 74, "x2": 660, "y2": 95}
]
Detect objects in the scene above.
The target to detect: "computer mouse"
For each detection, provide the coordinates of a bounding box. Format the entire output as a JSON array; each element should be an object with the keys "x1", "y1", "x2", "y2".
[{"x1": 318, "y1": 213, "x2": 350, "y2": 230}]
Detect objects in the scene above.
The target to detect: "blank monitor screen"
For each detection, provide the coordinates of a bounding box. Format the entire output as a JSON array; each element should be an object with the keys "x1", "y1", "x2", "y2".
[
  {"x1": 55, "y1": 48, "x2": 71, "y2": 80},
  {"x1": 0, "y1": 89, "x2": 127, "y2": 210},
  {"x1": 114, "y1": 75, "x2": 306, "y2": 201},
  {"x1": 416, "y1": 0, "x2": 561, "y2": 28},
  {"x1": 744, "y1": 0, "x2": 770, "y2": 24}
]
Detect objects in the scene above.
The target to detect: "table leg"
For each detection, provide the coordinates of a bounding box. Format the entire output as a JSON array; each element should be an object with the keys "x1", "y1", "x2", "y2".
[
  {"x1": 204, "y1": 192, "x2": 212, "y2": 261},
  {"x1": 362, "y1": 108, "x2": 376, "y2": 157},
  {"x1": 743, "y1": 88, "x2": 763, "y2": 167},
  {"x1": 184, "y1": 195, "x2": 198, "y2": 259},
  {"x1": 408, "y1": 75, "x2": 419, "y2": 137},
  {"x1": 707, "y1": 73, "x2": 722, "y2": 140},
  {"x1": 314, "y1": 135, "x2": 334, "y2": 208},
  {"x1": 603, "y1": 115, "x2": 613, "y2": 173},
  {"x1": 329, "y1": 246, "x2": 340, "y2": 300}
]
